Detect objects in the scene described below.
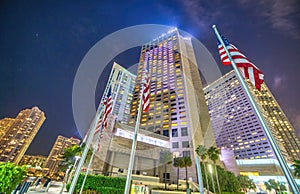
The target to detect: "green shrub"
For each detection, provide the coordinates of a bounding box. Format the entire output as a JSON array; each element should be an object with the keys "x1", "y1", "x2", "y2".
[
  {"x1": 95, "y1": 187, "x2": 124, "y2": 194},
  {"x1": 71, "y1": 173, "x2": 126, "y2": 193},
  {"x1": 66, "y1": 183, "x2": 71, "y2": 191},
  {"x1": 0, "y1": 162, "x2": 27, "y2": 193}
]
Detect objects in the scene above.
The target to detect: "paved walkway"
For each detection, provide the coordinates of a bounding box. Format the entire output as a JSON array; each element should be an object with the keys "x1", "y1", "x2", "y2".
[{"x1": 26, "y1": 182, "x2": 68, "y2": 194}]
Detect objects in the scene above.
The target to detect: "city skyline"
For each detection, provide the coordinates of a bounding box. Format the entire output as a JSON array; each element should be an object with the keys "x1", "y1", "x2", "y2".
[{"x1": 1, "y1": 0, "x2": 300, "y2": 156}]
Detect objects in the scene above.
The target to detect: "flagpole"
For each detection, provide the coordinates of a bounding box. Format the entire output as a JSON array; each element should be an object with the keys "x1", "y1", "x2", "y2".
[
  {"x1": 212, "y1": 25, "x2": 300, "y2": 193},
  {"x1": 68, "y1": 108, "x2": 104, "y2": 194},
  {"x1": 79, "y1": 85, "x2": 114, "y2": 193},
  {"x1": 195, "y1": 156, "x2": 204, "y2": 194},
  {"x1": 79, "y1": 147, "x2": 96, "y2": 194},
  {"x1": 124, "y1": 68, "x2": 146, "y2": 194},
  {"x1": 79, "y1": 124, "x2": 104, "y2": 194}
]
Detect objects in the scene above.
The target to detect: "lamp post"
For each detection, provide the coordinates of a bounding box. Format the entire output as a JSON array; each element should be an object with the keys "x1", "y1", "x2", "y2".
[{"x1": 208, "y1": 164, "x2": 216, "y2": 194}]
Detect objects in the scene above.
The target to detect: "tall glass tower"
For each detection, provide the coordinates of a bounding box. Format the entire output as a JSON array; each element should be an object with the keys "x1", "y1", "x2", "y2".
[{"x1": 129, "y1": 29, "x2": 214, "y2": 181}]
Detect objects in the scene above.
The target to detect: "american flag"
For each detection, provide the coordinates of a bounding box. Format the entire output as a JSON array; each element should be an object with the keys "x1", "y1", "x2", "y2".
[
  {"x1": 94, "y1": 118, "x2": 103, "y2": 152},
  {"x1": 218, "y1": 36, "x2": 264, "y2": 91},
  {"x1": 103, "y1": 86, "x2": 113, "y2": 128},
  {"x1": 94, "y1": 118, "x2": 102, "y2": 136},
  {"x1": 94, "y1": 86, "x2": 113, "y2": 152},
  {"x1": 96, "y1": 129, "x2": 104, "y2": 152}
]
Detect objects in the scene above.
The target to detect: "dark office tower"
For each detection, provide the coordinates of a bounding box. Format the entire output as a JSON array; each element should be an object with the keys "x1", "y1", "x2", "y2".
[
  {"x1": 129, "y1": 28, "x2": 214, "y2": 182},
  {"x1": 0, "y1": 107, "x2": 45, "y2": 164}
]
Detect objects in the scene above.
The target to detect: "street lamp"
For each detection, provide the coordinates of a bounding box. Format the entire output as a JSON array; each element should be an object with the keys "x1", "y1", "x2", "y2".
[{"x1": 208, "y1": 164, "x2": 216, "y2": 194}]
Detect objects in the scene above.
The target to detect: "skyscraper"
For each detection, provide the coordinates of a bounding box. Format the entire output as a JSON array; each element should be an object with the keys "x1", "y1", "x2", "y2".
[
  {"x1": 83, "y1": 62, "x2": 136, "y2": 143},
  {"x1": 19, "y1": 154, "x2": 47, "y2": 167},
  {"x1": 204, "y1": 70, "x2": 300, "y2": 175},
  {"x1": 44, "y1": 135, "x2": 80, "y2": 176},
  {"x1": 103, "y1": 62, "x2": 136, "y2": 124},
  {"x1": 0, "y1": 107, "x2": 45, "y2": 164},
  {"x1": 129, "y1": 28, "x2": 214, "y2": 181},
  {"x1": 0, "y1": 118, "x2": 15, "y2": 139}
]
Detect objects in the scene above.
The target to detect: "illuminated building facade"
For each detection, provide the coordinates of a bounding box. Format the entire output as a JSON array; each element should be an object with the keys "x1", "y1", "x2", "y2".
[
  {"x1": 92, "y1": 122, "x2": 169, "y2": 177},
  {"x1": 91, "y1": 62, "x2": 168, "y2": 177},
  {"x1": 0, "y1": 118, "x2": 15, "y2": 139},
  {"x1": 204, "y1": 70, "x2": 300, "y2": 175},
  {"x1": 129, "y1": 29, "x2": 213, "y2": 182},
  {"x1": 19, "y1": 154, "x2": 47, "y2": 167},
  {"x1": 0, "y1": 107, "x2": 45, "y2": 164},
  {"x1": 103, "y1": 62, "x2": 136, "y2": 124},
  {"x1": 249, "y1": 77, "x2": 300, "y2": 162},
  {"x1": 44, "y1": 135, "x2": 80, "y2": 175}
]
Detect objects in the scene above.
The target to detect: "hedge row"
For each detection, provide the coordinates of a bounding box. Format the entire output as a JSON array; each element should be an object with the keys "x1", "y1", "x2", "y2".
[{"x1": 66, "y1": 174, "x2": 126, "y2": 193}]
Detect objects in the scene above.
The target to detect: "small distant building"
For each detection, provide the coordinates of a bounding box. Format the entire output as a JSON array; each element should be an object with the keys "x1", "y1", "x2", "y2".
[{"x1": 44, "y1": 135, "x2": 80, "y2": 176}]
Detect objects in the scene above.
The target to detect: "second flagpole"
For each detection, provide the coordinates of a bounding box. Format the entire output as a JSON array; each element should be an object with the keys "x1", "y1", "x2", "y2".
[
  {"x1": 124, "y1": 64, "x2": 147, "y2": 194},
  {"x1": 212, "y1": 24, "x2": 300, "y2": 193}
]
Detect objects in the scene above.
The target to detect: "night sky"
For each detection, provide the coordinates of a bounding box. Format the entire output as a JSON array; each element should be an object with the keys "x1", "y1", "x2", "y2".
[{"x1": 1, "y1": 0, "x2": 300, "y2": 156}]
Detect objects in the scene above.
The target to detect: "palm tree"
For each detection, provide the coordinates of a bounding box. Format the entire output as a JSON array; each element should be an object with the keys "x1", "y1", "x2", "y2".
[
  {"x1": 159, "y1": 150, "x2": 173, "y2": 190},
  {"x1": 207, "y1": 146, "x2": 220, "y2": 194},
  {"x1": 292, "y1": 160, "x2": 300, "y2": 177},
  {"x1": 195, "y1": 145, "x2": 209, "y2": 192},
  {"x1": 173, "y1": 157, "x2": 182, "y2": 190},
  {"x1": 178, "y1": 156, "x2": 192, "y2": 192}
]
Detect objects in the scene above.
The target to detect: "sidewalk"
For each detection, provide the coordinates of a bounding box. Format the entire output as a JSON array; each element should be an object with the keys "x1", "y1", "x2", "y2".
[{"x1": 26, "y1": 182, "x2": 68, "y2": 194}]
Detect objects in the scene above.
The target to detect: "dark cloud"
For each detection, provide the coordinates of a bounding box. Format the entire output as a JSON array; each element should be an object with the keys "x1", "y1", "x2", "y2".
[{"x1": 239, "y1": 0, "x2": 300, "y2": 39}]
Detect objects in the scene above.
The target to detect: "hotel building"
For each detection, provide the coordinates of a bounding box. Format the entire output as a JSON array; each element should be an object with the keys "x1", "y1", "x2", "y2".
[
  {"x1": 90, "y1": 62, "x2": 169, "y2": 177},
  {"x1": 44, "y1": 135, "x2": 80, "y2": 175},
  {"x1": 0, "y1": 107, "x2": 45, "y2": 164},
  {"x1": 128, "y1": 28, "x2": 214, "y2": 182},
  {"x1": 204, "y1": 70, "x2": 300, "y2": 177}
]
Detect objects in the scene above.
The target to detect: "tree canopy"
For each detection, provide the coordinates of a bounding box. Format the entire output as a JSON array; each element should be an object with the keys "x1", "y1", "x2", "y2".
[
  {"x1": 264, "y1": 179, "x2": 287, "y2": 193},
  {"x1": 195, "y1": 145, "x2": 207, "y2": 161},
  {"x1": 0, "y1": 162, "x2": 27, "y2": 193},
  {"x1": 207, "y1": 146, "x2": 219, "y2": 163}
]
